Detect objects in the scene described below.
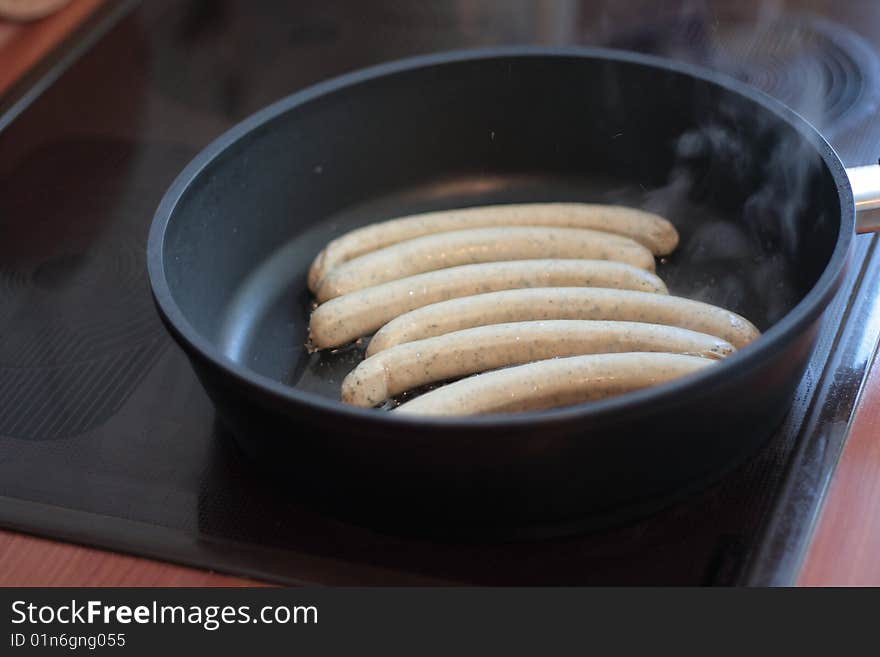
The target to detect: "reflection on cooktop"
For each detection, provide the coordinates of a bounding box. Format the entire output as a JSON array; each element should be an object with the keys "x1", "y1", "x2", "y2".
[{"x1": 0, "y1": 138, "x2": 190, "y2": 440}]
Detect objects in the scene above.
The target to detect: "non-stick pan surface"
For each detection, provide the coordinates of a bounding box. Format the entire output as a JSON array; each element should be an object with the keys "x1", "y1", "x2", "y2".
[{"x1": 147, "y1": 47, "x2": 851, "y2": 536}]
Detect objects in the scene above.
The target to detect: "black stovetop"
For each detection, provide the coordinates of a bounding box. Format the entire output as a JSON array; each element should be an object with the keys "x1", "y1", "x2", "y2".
[{"x1": 1, "y1": 0, "x2": 879, "y2": 585}]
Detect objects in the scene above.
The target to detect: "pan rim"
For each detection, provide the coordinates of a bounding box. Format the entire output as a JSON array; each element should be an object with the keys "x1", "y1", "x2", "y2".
[{"x1": 146, "y1": 45, "x2": 854, "y2": 430}]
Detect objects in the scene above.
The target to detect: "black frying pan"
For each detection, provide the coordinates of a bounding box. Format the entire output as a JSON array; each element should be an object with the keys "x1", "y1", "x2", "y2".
[{"x1": 146, "y1": 47, "x2": 880, "y2": 537}]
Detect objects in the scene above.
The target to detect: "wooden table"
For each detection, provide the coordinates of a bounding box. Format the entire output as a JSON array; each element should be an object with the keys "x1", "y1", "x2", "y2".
[
  {"x1": 0, "y1": 0, "x2": 105, "y2": 95},
  {"x1": 0, "y1": 529, "x2": 261, "y2": 586},
  {"x1": 799, "y1": 355, "x2": 880, "y2": 586},
  {"x1": 1, "y1": 0, "x2": 878, "y2": 587}
]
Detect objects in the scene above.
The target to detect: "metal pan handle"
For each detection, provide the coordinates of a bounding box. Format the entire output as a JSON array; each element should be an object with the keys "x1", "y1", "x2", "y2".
[{"x1": 847, "y1": 165, "x2": 880, "y2": 233}]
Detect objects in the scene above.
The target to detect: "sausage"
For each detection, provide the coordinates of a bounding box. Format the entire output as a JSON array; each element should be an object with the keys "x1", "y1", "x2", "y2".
[
  {"x1": 308, "y1": 260, "x2": 668, "y2": 349},
  {"x1": 393, "y1": 352, "x2": 714, "y2": 416},
  {"x1": 342, "y1": 321, "x2": 734, "y2": 407},
  {"x1": 368, "y1": 287, "x2": 761, "y2": 355},
  {"x1": 314, "y1": 226, "x2": 656, "y2": 302},
  {"x1": 308, "y1": 203, "x2": 679, "y2": 291}
]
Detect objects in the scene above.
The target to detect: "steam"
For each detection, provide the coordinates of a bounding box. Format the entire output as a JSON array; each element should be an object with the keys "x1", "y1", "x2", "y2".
[{"x1": 550, "y1": 3, "x2": 845, "y2": 328}]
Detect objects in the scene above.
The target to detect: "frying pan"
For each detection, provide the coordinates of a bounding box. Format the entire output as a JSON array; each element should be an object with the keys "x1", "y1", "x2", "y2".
[{"x1": 146, "y1": 47, "x2": 880, "y2": 537}]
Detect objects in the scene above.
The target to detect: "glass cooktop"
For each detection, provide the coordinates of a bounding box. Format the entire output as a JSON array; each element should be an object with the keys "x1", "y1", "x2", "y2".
[{"x1": 1, "y1": 0, "x2": 879, "y2": 585}]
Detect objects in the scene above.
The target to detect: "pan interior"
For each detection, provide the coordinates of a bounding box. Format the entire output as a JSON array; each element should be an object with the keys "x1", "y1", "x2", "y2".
[{"x1": 159, "y1": 54, "x2": 842, "y2": 402}]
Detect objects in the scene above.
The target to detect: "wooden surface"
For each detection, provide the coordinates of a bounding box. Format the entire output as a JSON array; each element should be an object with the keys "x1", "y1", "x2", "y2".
[
  {"x1": 798, "y1": 354, "x2": 880, "y2": 586},
  {"x1": 1, "y1": 0, "x2": 880, "y2": 587},
  {"x1": 0, "y1": 0, "x2": 104, "y2": 96},
  {"x1": 0, "y1": 530, "x2": 263, "y2": 586}
]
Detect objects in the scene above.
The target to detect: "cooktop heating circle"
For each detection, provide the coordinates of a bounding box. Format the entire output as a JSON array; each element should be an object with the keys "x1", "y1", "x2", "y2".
[{"x1": 711, "y1": 15, "x2": 880, "y2": 137}]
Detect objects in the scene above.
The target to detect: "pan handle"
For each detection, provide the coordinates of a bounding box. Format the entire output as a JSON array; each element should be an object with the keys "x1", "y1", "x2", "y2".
[{"x1": 847, "y1": 165, "x2": 880, "y2": 233}]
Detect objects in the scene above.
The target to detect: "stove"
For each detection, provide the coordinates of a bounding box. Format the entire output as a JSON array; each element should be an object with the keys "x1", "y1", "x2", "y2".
[{"x1": 1, "y1": 0, "x2": 879, "y2": 585}]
